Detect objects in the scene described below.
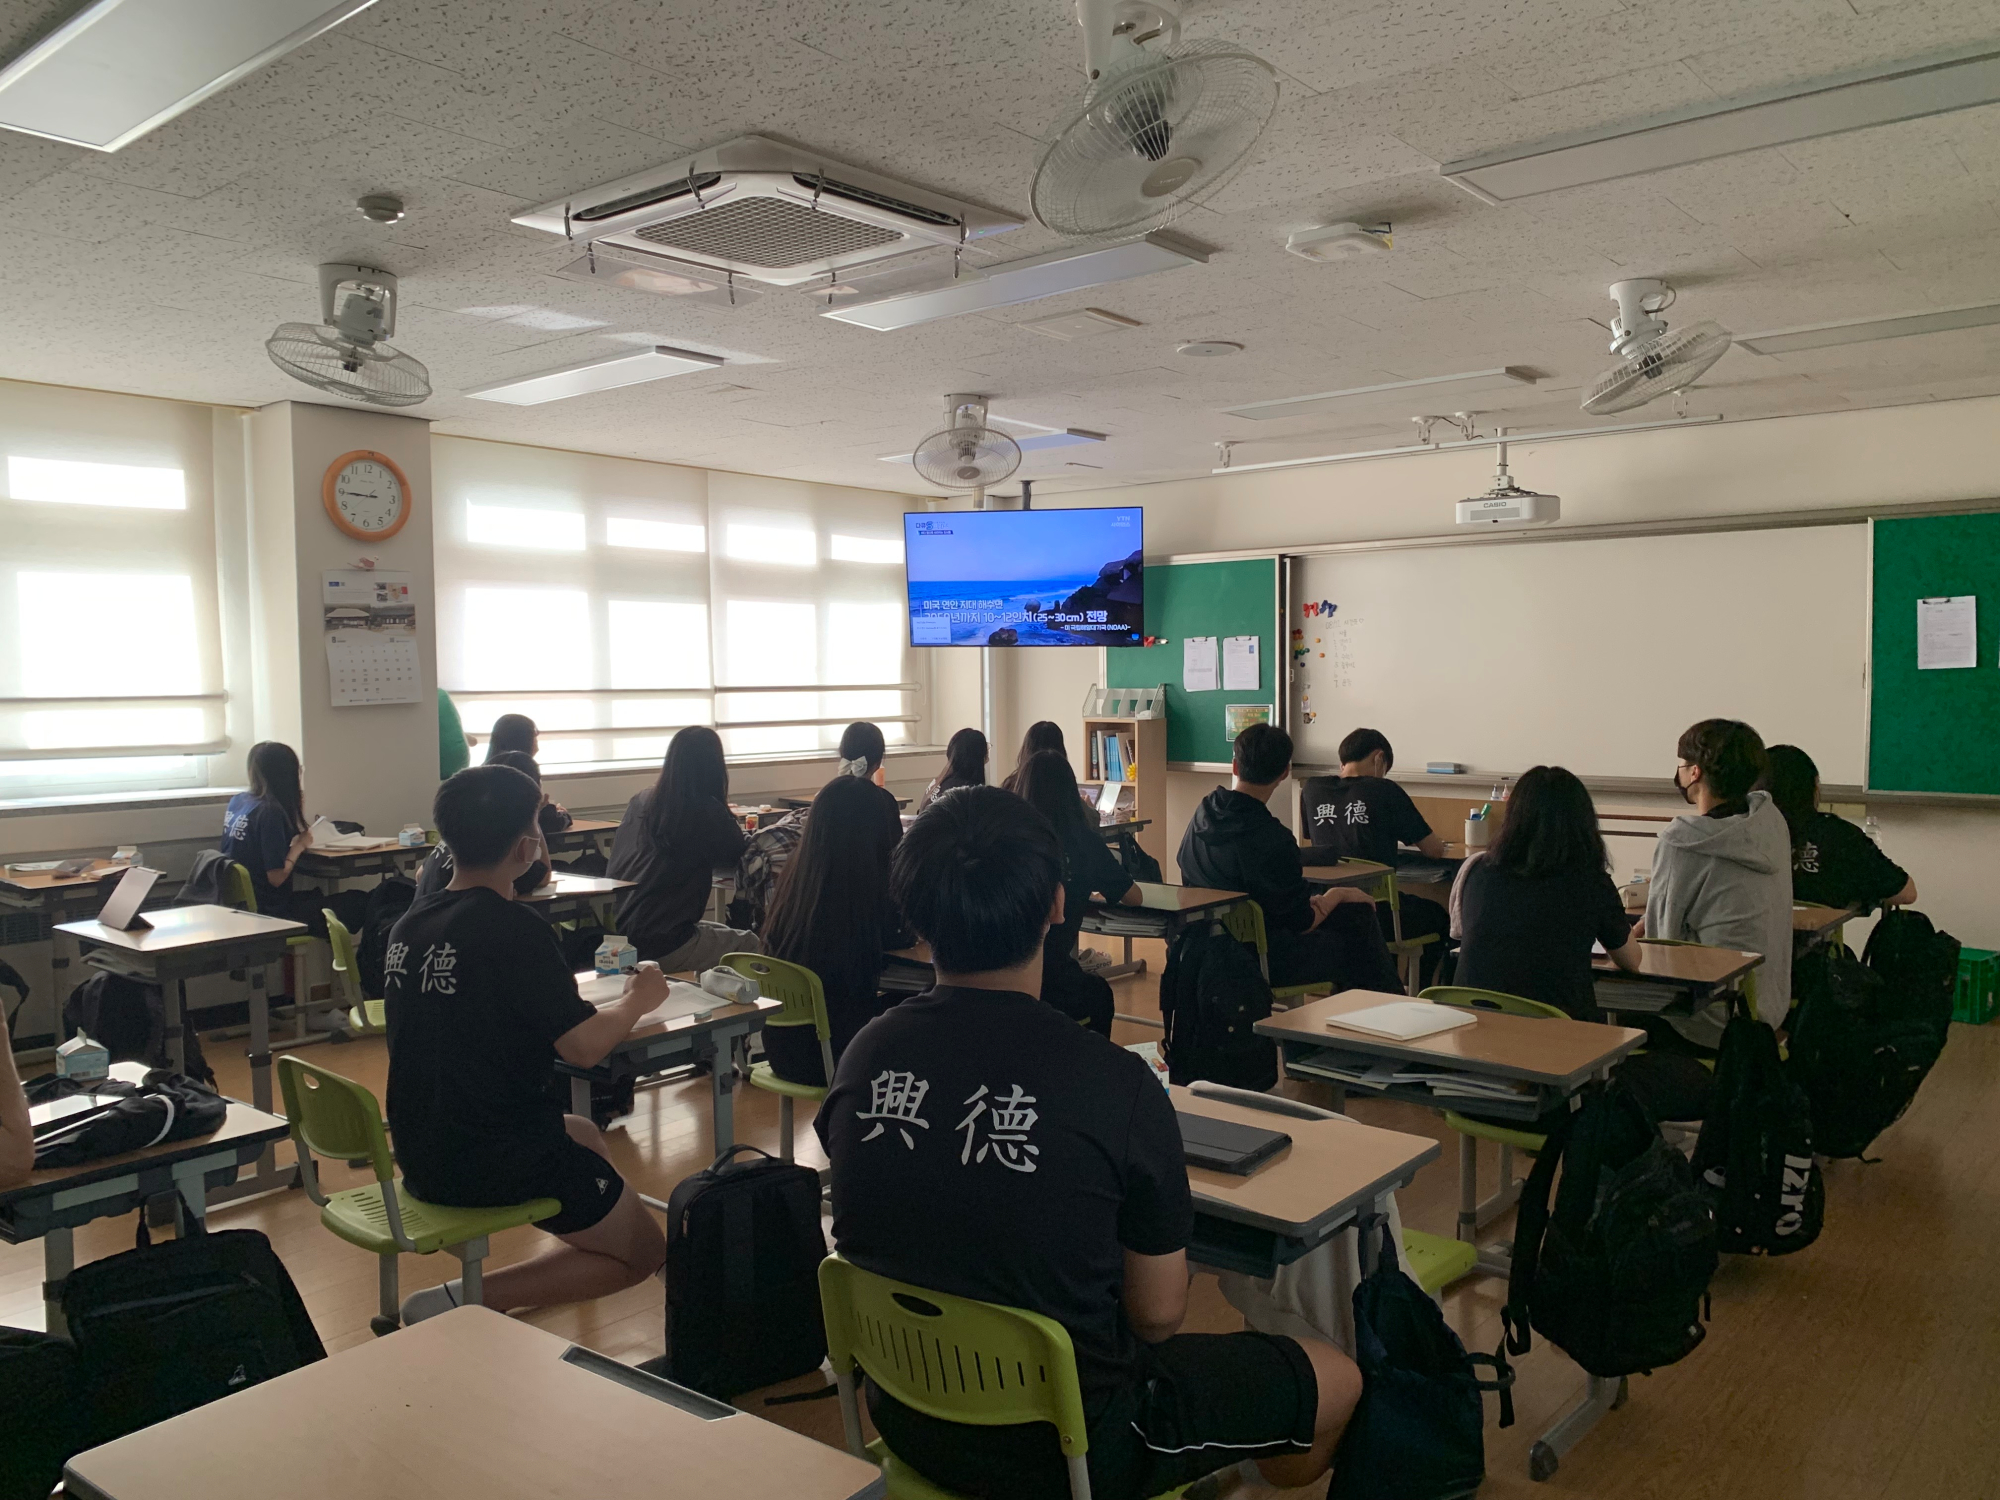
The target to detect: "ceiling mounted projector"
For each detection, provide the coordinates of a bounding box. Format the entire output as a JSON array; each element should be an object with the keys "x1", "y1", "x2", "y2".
[
  {"x1": 1456, "y1": 434, "x2": 1558, "y2": 527},
  {"x1": 1582, "y1": 278, "x2": 1732, "y2": 415}
]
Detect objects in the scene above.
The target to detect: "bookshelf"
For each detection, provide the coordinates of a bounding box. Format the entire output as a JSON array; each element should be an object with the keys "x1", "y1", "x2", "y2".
[{"x1": 1080, "y1": 714, "x2": 1167, "y2": 864}]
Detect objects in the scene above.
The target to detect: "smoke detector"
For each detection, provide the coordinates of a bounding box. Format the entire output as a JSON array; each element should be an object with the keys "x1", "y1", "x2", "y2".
[
  {"x1": 515, "y1": 134, "x2": 1019, "y2": 288},
  {"x1": 1455, "y1": 432, "x2": 1559, "y2": 527},
  {"x1": 1285, "y1": 221, "x2": 1392, "y2": 261}
]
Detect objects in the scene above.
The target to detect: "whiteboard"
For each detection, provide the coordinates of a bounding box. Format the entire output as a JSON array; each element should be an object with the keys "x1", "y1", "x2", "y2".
[{"x1": 1289, "y1": 525, "x2": 1868, "y2": 783}]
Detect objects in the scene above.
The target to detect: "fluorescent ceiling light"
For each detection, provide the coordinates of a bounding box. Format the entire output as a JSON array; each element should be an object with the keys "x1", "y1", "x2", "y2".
[
  {"x1": 1739, "y1": 302, "x2": 2000, "y2": 356},
  {"x1": 1442, "y1": 46, "x2": 2000, "y2": 201},
  {"x1": 877, "y1": 429, "x2": 1106, "y2": 463},
  {"x1": 463, "y1": 346, "x2": 724, "y2": 405},
  {"x1": 823, "y1": 234, "x2": 1207, "y2": 331},
  {"x1": 1221, "y1": 368, "x2": 1535, "y2": 422},
  {"x1": 0, "y1": 0, "x2": 381, "y2": 151}
]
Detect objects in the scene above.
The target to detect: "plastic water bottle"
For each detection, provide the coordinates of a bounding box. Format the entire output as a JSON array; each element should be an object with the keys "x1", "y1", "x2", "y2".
[{"x1": 1864, "y1": 814, "x2": 1883, "y2": 846}]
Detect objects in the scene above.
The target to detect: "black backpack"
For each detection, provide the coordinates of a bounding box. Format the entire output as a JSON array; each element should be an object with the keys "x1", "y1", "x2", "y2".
[
  {"x1": 61, "y1": 972, "x2": 214, "y2": 1085},
  {"x1": 0, "y1": 1327, "x2": 79, "y2": 1500},
  {"x1": 26, "y1": 1072, "x2": 230, "y2": 1169},
  {"x1": 356, "y1": 874, "x2": 417, "y2": 997},
  {"x1": 62, "y1": 1223, "x2": 324, "y2": 1450},
  {"x1": 1159, "y1": 923, "x2": 1278, "y2": 1090},
  {"x1": 1505, "y1": 1081, "x2": 1717, "y2": 1379},
  {"x1": 651, "y1": 1144, "x2": 826, "y2": 1400},
  {"x1": 1865, "y1": 908, "x2": 1960, "y2": 1045},
  {"x1": 1329, "y1": 1222, "x2": 1513, "y2": 1500},
  {"x1": 1691, "y1": 1002, "x2": 1823, "y2": 1256}
]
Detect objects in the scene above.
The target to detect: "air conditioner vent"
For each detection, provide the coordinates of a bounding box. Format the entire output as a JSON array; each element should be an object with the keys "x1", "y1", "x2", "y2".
[
  {"x1": 572, "y1": 172, "x2": 724, "y2": 225},
  {"x1": 794, "y1": 174, "x2": 962, "y2": 229},
  {"x1": 635, "y1": 198, "x2": 904, "y2": 270}
]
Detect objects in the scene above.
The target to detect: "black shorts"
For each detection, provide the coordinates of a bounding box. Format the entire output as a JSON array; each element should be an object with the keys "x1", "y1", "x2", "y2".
[
  {"x1": 533, "y1": 1138, "x2": 626, "y2": 1235},
  {"x1": 869, "y1": 1331, "x2": 1318, "y2": 1500}
]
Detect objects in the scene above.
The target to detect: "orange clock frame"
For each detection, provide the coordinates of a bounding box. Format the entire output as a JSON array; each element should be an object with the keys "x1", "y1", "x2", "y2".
[{"x1": 322, "y1": 449, "x2": 414, "y2": 541}]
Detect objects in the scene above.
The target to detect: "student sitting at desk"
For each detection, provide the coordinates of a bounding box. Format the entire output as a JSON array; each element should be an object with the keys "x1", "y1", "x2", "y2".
[
  {"x1": 1764, "y1": 744, "x2": 1917, "y2": 911},
  {"x1": 1454, "y1": 765, "x2": 1641, "y2": 1017},
  {"x1": 480, "y1": 717, "x2": 571, "y2": 832},
  {"x1": 608, "y1": 726, "x2": 760, "y2": 969},
  {"x1": 219, "y1": 740, "x2": 314, "y2": 925},
  {"x1": 1013, "y1": 749, "x2": 1142, "y2": 1035},
  {"x1": 761, "y1": 776, "x2": 912, "y2": 1087},
  {"x1": 1645, "y1": 718, "x2": 1793, "y2": 1042},
  {"x1": 819, "y1": 787, "x2": 1360, "y2": 1500},
  {"x1": 415, "y1": 750, "x2": 552, "y2": 901},
  {"x1": 1179, "y1": 724, "x2": 1400, "y2": 995},
  {"x1": 1299, "y1": 727, "x2": 1450, "y2": 987},
  {"x1": 912, "y1": 726, "x2": 987, "y2": 812},
  {"x1": 730, "y1": 722, "x2": 903, "y2": 933},
  {"x1": 387, "y1": 765, "x2": 668, "y2": 1323},
  {"x1": 833, "y1": 720, "x2": 906, "y2": 847},
  {"x1": 0, "y1": 1008, "x2": 32, "y2": 1189},
  {"x1": 1000, "y1": 719, "x2": 1066, "y2": 792}
]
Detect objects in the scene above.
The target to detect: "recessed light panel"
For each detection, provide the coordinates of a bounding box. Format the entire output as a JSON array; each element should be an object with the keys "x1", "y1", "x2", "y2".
[
  {"x1": 1739, "y1": 301, "x2": 2000, "y2": 355},
  {"x1": 1221, "y1": 368, "x2": 1534, "y2": 421},
  {"x1": 464, "y1": 346, "x2": 724, "y2": 405}
]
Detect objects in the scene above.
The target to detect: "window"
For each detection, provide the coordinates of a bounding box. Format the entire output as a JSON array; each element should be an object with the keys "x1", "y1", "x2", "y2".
[
  {"x1": 0, "y1": 383, "x2": 228, "y2": 800},
  {"x1": 433, "y1": 439, "x2": 920, "y2": 767}
]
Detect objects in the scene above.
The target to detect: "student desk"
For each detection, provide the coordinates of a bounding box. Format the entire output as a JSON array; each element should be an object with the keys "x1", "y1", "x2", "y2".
[
  {"x1": 291, "y1": 840, "x2": 425, "y2": 892},
  {"x1": 880, "y1": 943, "x2": 934, "y2": 995},
  {"x1": 1256, "y1": 991, "x2": 1645, "y2": 1125},
  {"x1": 1175, "y1": 1085, "x2": 1438, "y2": 1279},
  {"x1": 0, "y1": 860, "x2": 140, "y2": 1022},
  {"x1": 554, "y1": 969, "x2": 775, "y2": 1147},
  {"x1": 1794, "y1": 903, "x2": 1858, "y2": 950},
  {"x1": 1591, "y1": 941, "x2": 1764, "y2": 1018},
  {"x1": 518, "y1": 872, "x2": 633, "y2": 927},
  {"x1": 1079, "y1": 882, "x2": 1251, "y2": 981},
  {"x1": 543, "y1": 817, "x2": 616, "y2": 861},
  {"x1": 62, "y1": 1304, "x2": 887, "y2": 1500},
  {"x1": 1, "y1": 1099, "x2": 289, "y2": 1337},
  {"x1": 56, "y1": 906, "x2": 307, "y2": 1201}
]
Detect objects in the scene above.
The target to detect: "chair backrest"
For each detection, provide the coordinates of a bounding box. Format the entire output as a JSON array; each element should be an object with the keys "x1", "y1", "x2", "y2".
[
  {"x1": 721, "y1": 952, "x2": 834, "y2": 1083},
  {"x1": 323, "y1": 910, "x2": 364, "y2": 1007},
  {"x1": 819, "y1": 1254, "x2": 1090, "y2": 1451},
  {"x1": 224, "y1": 861, "x2": 258, "y2": 914},
  {"x1": 1221, "y1": 898, "x2": 1268, "y2": 956},
  {"x1": 1422, "y1": 985, "x2": 1568, "y2": 1021},
  {"x1": 276, "y1": 1054, "x2": 394, "y2": 1182}
]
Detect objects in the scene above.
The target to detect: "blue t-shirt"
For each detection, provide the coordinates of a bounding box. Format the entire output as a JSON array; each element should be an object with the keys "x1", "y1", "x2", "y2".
[{"x1": 220, "y1": 792, "x2": 296, "y2": 913}]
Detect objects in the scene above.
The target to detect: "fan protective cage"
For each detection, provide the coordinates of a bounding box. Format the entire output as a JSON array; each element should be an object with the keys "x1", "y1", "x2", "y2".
[
  {"x1": 1582, "y1": 320, "x2": 1732, "y2": 416},
  {"x1": 912, "y1": 425, "x2": 1023, "y2": 489},
  {"x1": 1034, "y1": 40, "x2": 1279, "y2": 239},
  {"x1": 266, "y1": 322, "x2": 432, "y2": 409}
]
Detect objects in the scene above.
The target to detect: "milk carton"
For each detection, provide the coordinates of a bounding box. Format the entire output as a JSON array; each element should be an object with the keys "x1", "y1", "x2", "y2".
[
  {"x1": 595, "y1": 936, "x2": 637, "y2": 976},
  {"x1": 57, "y1": 1031, "x2": 110, "y2": 1084}
]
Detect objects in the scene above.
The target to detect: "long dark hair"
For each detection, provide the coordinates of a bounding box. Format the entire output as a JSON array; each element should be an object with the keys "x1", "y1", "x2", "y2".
[
  {"x1": 1762, "y1": 744, "x2": 1819, "y2": 848},
  {"x1": 646, "y1": 725, "x2": 729, "y2": 849},
  {"x1": 485, "y1": 713, "x2": 537, "y2": 762},
  {"x1": 1004, "y1": 721, "x2": 1066, "y2": 790},
  {"x1": 937, "y1": 727, "x2": 988, "y2": 793},
  {"x1": 764, "y1": 775, "x2": 899, "y2": 1003},
  {"x1": 1013, "y1": 749, "x2": 1091, "y2": 845},
  {"x1": 1485, "y1": 765, "x2": 1606, "y2": 880},
  {"x1": 246, "y1": 741, "x2": 304, "y2": 834}
]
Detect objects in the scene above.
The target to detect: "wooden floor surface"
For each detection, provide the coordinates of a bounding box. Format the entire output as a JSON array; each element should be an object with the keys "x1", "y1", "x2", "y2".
[{"x1": 7, "y1": 936, "x2": 1997, "y2": 1497}]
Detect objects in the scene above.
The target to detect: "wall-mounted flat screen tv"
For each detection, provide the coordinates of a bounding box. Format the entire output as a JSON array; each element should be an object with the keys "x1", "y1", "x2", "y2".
[{"x1": 903, "y1": 506, "x2": 1143, "y2": 647}]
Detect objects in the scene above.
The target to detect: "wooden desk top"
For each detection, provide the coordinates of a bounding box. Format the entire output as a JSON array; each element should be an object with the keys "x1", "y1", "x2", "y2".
[
  {"x1": 55, "y1": 904, "x2": 306, "y2": 953},
  {"x1": 1120, "y1": 882, "x2": 1247, "y2": 914},
  {"x1": 1301, "y1": 858, "x2": 1392, "y2": 889},
  {"x1": 887, "y1": 942, "x2": 933, "y2": 966},
  {"x1": 1174, "y1": 1086, "x2": 1437, "y2": 1237},
  {"x1": 1794, "y1": 903, "x2": 1857, "y2": 936},
  {"x1": 0, "y1": 859, "x2": 130, "y2": 894},
  {"x1": 2, "y1": 1102, "x2": 288, "y2": 1207},
  {"x1": 1594, "y1": 941, "x2": 1764, "y2": 987},
  {"x1": 1257, "y1": 991, "x2": 1644, "y2": 1087},
  {"x1": 519, "y1": 872, "x2": 634, "y2": 903},
  {"x1": 557, "y1": 817, "x2": 617, "y2": 835},
  {"x1": 572, "y1": 970, "x2": 776, "y2": 1045},
  {"x1": 63, "y1": 1305, "x2": 885, "y2": 1500},
  {"x1": 296, "y1": 840, "x2": 409, "y2": 862}
]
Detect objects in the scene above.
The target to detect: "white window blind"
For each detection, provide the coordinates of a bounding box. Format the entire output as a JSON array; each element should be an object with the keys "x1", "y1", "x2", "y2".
[
  {"x1": 433, "y1": 439, "x2": 918, "y2": 766},
  {"x1": 0, "y1": 381, "x2": 228, "y2": 799}
]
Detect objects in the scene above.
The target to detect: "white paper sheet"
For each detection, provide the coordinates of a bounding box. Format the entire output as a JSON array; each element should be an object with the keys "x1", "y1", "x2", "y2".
[
  {"x1": 1183, "y1": 635, "x2": 1219, "y2": 692},
  {"x1": 1222, "y1": 634, "x2": 1260, "y2": 691},
  {"x1": 1917, "y1": 595, "x2": 1977, "y2": 670}
]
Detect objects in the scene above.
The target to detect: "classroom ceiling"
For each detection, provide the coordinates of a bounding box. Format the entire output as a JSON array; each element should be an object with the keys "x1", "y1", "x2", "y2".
[{"x1": 1, "y1": 0, "x2": 1999, "y2": 495}]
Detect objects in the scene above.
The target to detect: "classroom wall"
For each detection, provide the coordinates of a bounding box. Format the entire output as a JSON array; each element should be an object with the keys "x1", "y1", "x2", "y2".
[{"x1": 1002, "y1": 395, "x2": 2000, "y2": 945}]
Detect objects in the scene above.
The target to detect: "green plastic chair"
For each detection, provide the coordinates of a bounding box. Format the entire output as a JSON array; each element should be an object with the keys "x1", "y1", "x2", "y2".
[
  {"x1": 1423, "y1": 986, "x2": 1567, "y2": 1248},
  {"x1": 723, "y1": 953, "x2": 829, "y2": 1165},
  {"x1": 821, "y1": 1255, "x2": 1187, "y2": 1500},
  {"x1": 1400, "y1": 1228, "x2": 1480, "y2": 1295},
  {"x1": 277, "y1": 1055, "x2": 559, "y2": 1337},
  {"x1": 1222, "y1": 900, "x2": 1333, "y2": 1007},
  {"x1": 323, "y1": 909, "x2": 385, "y2": 1035}
]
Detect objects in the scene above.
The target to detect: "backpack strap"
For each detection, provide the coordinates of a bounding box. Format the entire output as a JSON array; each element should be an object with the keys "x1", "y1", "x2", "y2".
[
  {"x1": 1467, "y1": 1348, "x2": 1515, "y2": 1429},
  {"x1": 1501, "y1": 1095, "x2": 1577, "y2": 1357}
]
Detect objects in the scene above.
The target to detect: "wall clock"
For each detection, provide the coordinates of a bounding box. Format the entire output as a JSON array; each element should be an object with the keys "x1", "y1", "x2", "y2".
[{"x1": 323, "y1": 449, "x2": 412, "y2": 540}]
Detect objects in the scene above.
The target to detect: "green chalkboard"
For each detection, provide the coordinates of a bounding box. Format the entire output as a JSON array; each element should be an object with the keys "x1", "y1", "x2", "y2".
[
  {"x1": 1869, "y1": 513, "x2": 2000, "y2": 794},
  {"x1": 1108, "y1": 557, "x2": 1279, "y2": 765}
]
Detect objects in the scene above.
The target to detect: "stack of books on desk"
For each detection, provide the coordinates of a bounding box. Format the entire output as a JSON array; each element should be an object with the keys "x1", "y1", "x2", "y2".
[
  {"x1": 1290, "y1": 1055, "x2": 1536, "y2": 1106},
  {"x1": 1087, "y1": 910, "x2": 1166, "y2": 936},
  {"x1": 879, "y1": 954, "x2": 935, "y2": 994}
]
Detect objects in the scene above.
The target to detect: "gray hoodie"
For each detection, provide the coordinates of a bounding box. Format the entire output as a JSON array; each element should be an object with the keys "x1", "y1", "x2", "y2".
[{"x1": 1646, "y1": 789, "x2": 1793, "y2": 1043}]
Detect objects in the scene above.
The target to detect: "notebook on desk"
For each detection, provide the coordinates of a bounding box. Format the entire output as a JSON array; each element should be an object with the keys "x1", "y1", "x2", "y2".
[
  {"x1": 1176, "y1": 1112, "x2": 1290, "y2": 1175},
  {"x1": 1324, "y1": 1000, "x2": 1478, "y2": 1041}
]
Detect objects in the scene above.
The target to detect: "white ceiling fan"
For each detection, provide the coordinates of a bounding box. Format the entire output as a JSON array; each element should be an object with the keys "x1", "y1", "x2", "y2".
[
  {"x1": 1581, "y1": 279, "x2": 1732, "y2": 416},
  {"x1": 911, "y1": 394, "x2": 1023, "y2": 493},
  {"x1": 1032, "y1": 0, "x2": 1279, "y2": 241}
]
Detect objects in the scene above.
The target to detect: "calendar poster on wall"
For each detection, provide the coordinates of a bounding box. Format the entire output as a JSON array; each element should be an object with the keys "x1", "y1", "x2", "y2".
[{"x1": 323, "y1": 569, "x2": 422, "y2": 707}]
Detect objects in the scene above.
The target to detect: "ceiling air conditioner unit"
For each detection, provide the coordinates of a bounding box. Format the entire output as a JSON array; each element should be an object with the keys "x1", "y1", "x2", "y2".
[{"x1": 514, "y1": 134, "x2": 1021, "y2": 287}]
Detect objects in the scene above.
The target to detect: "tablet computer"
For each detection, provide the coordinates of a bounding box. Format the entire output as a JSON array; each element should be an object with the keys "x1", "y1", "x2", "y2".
[
  {"x1": 1176, "y1": 1111, "x2": 1291, "y2": 1175},
  {"x1": 97, "y1": 865, "x2": 160, "y2": 931}
]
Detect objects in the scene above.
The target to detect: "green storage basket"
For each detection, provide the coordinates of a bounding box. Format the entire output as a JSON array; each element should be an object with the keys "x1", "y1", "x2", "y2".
[{"x1": 1953, "y1": 948, "x2": 1999, "y2": 1025}]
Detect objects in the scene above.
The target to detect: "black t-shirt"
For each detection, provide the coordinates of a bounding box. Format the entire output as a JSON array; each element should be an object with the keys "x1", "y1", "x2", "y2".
[
  {"x1": 220, "y1": 792, "x2": 295, "y2": 913},
  {"x1": 607, "y1": 791, "x2": 746, "y2": 960},
  {"x1": 1053, "y1": 812, "x2": 1135, "y2": 949},
  {"x1": 1300, "y1": 775, "x2": 1432, "y2": 866},
  {"x1": 1456, "y1": 856, "x2": 1633, "y2": 1019},
  {"x1": 1792, "y1": 811, "x2": 1909, "y2": 909},
  {"x1": 383, "y1": 887, "x2": 593, "y2": 1204},
  {"x1": 816, "y1": 986, "x2": 1191, "y2": 1412}
]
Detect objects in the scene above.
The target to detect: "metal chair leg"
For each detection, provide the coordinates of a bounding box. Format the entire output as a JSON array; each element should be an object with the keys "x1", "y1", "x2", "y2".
[
  {"x1": 1458, "y1": 1134, "x2": 1479, "y2": 1242},
  {"x1": 779, "y1": 1095, "x2": 796, "y2": 1164},
  {"x1": 455, "y1": 1236, "x2": 489, "y2": 1307},
  {"x1": 371, "y1": 1254, "x2": 400, "y2": 1337}
]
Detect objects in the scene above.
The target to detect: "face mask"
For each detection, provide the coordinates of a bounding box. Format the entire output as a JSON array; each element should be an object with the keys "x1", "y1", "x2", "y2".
[{"x1": 1675, "y1": 765, "x2": 1698, "y2": 806}]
